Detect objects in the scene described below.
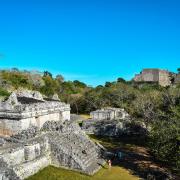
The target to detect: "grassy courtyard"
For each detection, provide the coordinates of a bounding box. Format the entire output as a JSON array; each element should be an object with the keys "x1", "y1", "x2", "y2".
[{"x1": 27, "y1": 164, "x2": 139, "y2": 180}]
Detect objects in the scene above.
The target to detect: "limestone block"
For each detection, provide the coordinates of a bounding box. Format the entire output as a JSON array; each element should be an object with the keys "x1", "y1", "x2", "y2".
[
  {"x1": 3, "y1": 148, "x2": 25, "y2": 166},
  {"x1": 13, "y1": 156, "x2": 50, "y2": 179},
  {"x1": 52, "y1": 94, "x2": 60, "y2": 101},
  {"x1": 61, "y1": 111, "x2": 70, "y2": 121},
  {"x1": 24, "y1": 143, "x2": 40, "y2": 161}
]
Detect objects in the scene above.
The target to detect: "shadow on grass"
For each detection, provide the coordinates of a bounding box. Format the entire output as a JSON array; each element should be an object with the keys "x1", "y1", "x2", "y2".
[
  {"x1": 97, "y1": 163, "x2": 108, "y2": 169},
  {"x1": 90, "y1": 135, "x2": 172, "y2": 180}
]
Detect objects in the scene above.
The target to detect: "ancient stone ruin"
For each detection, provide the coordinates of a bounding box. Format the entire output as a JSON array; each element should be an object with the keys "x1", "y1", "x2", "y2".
[
  {"x1": 0, "y1": 90, "x2": 70, "y2": 136},
  {"x1": 82, "y1": 108, "x2": 132, "y2": 136},
  {"x1": 0, "y1": 91, "x2": 105, "y2": 180},
  {"x1": 83, "y1": 107, "x2": 147, "y2": 137},
  {"x1": 90, "y1": 107, "x2": 129, "y2": 121},
  {"x1": 133, "y1": 68, "x2": 171, "y2": 87}
]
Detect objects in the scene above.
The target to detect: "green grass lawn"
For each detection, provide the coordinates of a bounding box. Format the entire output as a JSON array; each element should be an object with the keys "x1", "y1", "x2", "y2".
[
  {"x1": 27, "y1": 164, "x2": 139, "y2": 180},
  {"x1": 79, "y1": 114, "x2": 91, "y2": 119}
]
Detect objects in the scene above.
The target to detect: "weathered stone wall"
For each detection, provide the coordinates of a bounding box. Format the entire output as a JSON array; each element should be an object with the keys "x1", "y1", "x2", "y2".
[
  {"x1": 90, "y1": 108, "x2": 129, "y2": 121},
  {"x1": 0, "y1": 121, "x2": 106, "y2": 179},
  {"x1": 134, "y1": 69, "x2": 159, "y2": 82},
  {"x1": 90, "y1": 111, "x2": 112, "y2": 120},
  {"x1": 0, "y1": 119, "x2": 19, "y2": 136},
  {"x1": 2, "y1": 148, "x2": 25, "y2": 166},
  {"x1": 82, "y1": 119, "x2": 126, "y2": 136},
  {"x1": 14, "y1": 156, "x2": 51, "y2": 179},
  {"x1": 0, "y1": 90, "x2": 70, "y2": 136},
  {"x1": 0, "y1": 111, "x2": 69, "y2": 136},
  {"x1": 61, "y1": 110, "x2": 70, "y2": 121},
  {"x1": 82, "y1": 119, "x2": 147, "y2": 137},
  {"x1": 159, "y1": 70, "x2": 171, "y2": 87},
  {"x1": 141, "y1": 69, "x2": 159, "y2": 82},
  {"x1": 133, "y1": 69, "x2": 171, "y2": 87},
  {"x1": 0, "y1": 135, "x2": 51, "y2": 180}
]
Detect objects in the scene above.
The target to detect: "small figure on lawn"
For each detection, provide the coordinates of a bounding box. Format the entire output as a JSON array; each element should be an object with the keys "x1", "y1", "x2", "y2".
[{"x1": 108, "y1": 159, "x2": 112, "y2": 169}]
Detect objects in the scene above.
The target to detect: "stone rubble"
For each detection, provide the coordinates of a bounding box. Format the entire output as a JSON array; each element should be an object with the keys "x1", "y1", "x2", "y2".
[
  {"x1": 82, "y1": 108, "x2": 146, "y2": 137},
  {"x1": 10, "y1": 126, "x2": 40, "y2": 141},
  {"x1": 0, "y1": 121, "x2": 105, "y2": 179}
]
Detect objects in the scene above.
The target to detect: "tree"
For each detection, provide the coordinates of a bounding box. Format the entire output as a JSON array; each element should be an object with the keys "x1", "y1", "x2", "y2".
[
  {"x1": 43, "y1": 71, "x2": 52, "y2": 78},
  {"x1": 149, "y1": 119, "x2": 180, "y2": 169},
  {"x1": 11, "y1": 68, "x2": 19, "y2": 72},
  {"x1": 73, "y1": 80, "x2": 87, "y2": 88},
  {"x1": 177, "y1": 68, "x2": 180, "y2": 74},
  {"x1": 40, "y1": 76, "x2": 57, "y2": 96},
  {"x1": 105, "y1": 82, "x2": 112, "y2": 87},
  {"x1": 68, "y1": 94, "x2": 82, "y2": 114},
  {"x1": 1, "y1": 71, "x2": 32, "y2": 89},
  {"x1": 0, "y1": 87, "x2": 10, "y2": 97},
  {"x1": 55, "y1": 74, "x2": 64, "y2": 83},
  {"x1": 117, "y1": 77, "x2": 126, "y2": 83},
  {"x1": 131, "y1": 90, "x2": 162, "y2": 128}
]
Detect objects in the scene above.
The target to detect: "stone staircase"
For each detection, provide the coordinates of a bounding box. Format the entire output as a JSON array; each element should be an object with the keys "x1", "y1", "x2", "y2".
[{"x1": 49, "y1": 131, "x2": 106, "y2": 175}]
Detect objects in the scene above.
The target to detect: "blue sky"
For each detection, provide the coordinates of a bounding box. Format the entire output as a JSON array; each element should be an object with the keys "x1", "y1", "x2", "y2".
[{"x1": 0, "y1": 0, "x2": 179, "y2": 86}]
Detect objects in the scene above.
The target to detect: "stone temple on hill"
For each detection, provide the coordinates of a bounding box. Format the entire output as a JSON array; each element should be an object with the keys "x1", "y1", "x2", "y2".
[
  {"x1": 0, "y1": 91, "x2": 105, "y2": 179},
  {"x1": 0, "y1": 90, "x2": 70, "y2": 136},
  {"x1": 133, "y1": 68, "x2": 171, "y2": 87}
]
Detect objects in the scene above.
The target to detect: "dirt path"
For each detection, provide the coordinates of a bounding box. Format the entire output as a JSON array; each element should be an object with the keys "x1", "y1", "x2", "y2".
[{"x1": 90, "y1": 135, "x2": 174, "y2": 180}]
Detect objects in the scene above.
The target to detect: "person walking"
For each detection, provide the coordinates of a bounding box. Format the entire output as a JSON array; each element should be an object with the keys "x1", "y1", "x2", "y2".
[{"x1": 108, "y1": 159, "x2": 112, "y2": 169}]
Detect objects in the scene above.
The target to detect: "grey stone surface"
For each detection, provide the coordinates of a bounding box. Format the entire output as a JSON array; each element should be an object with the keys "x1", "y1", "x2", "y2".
[
  {"x1": 10, "y1": 126, "x2": 39, "y2": 141},
  {"x1": 82, "y1": 119, "x2": 127, "y2": 136},
  {"x1": 0, "y1": 90, "x2": 70, "y2": 136},
  {"x1": 0, "y1": 138, "x2": 5, "y2": 146},
  {"x1": 90, "y1": 107, "x2": 129, "y2": 121},
  {"x1": 83, "y1": 108, "x2": 146, "y2": 137},
  {"x1": 15, "y1": 90, "x2": 44, "y2": 102},
  {"x1": 133, "y1": 68, "x2": 171, "y2": 87},
  {"x1": 0, "y1": 91, "x2": 105, "y2": 179},
  {"x1": 41, "y1": 121, "x2": 63, "y2": 132},
  {"x1": 0, "y1": 121, "x2": 106, "y2": 179},
  {"x1": 52, "y1": 94, "x2": 60, "y2": 101}
]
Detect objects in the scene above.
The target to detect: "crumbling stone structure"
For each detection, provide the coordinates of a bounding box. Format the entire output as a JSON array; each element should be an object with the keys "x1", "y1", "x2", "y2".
[
  {"x1": 0, "y1": 91, "x2": 105, "y2": 179},
  {"x1": 90, "y1": 108, "x2": 129, "y2": 121},
  {"x1": 0, "y1": 90, "x2": 70, "y2": 136},
  {"x1": 133, "y1": 68, "x2": 171, "y2": 87},
  {"x1": 83, "y1": 108, "x2": 132, "y2": 136},
  {"x1": 0, "y1": 122, "x2": 105, "y2": 179}
]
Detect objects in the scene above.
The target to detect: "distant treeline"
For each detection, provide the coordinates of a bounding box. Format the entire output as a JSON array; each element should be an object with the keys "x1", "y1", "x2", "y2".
[{"x1": 0, "y1": 68, "x2": 179, "y2": 170}]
